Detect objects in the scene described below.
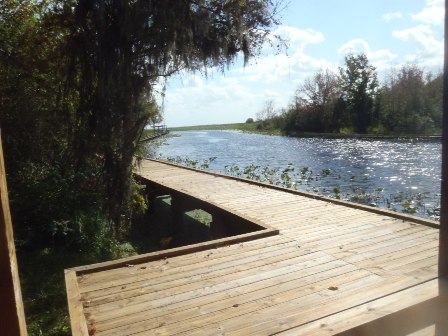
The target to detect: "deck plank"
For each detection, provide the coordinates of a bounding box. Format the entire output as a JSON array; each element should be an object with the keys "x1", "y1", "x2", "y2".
[
  {"x1": 276, "y1": 279, "x2": 441, "y2": 336},
  {"x1": 67, "y1": 159, "x2": 441, "y2": 335},
  {"x1": 84, "y1": 251, "x2": 335, "y2": 317},
  {"x1": 82, "y1": 244, "x2": 312, "y2": 305},
  {"x1": 93, "y1": 263, "x2": 359, "y2": 335},
  {"x1": 78, "y1": 236, "x2": 294, "y2": 292}
]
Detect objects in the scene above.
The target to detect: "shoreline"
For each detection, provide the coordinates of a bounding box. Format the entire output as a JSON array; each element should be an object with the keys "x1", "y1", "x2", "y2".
[
  {"x1": 168, "y1": 123, "x2": 441, "y2": 141},
  {"x1": 285, "y1": 132, "x2": 442, "y2": 141}
]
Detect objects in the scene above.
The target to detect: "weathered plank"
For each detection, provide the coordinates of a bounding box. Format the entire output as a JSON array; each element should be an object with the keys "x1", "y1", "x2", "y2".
[
  {"x1": 94, "y1": 265, "x2": 363, "y2": 336},
  {"x1": 93, "y1": 263, "x2": 358, "y2": 334},
  {"x1": 80, "y1": 237, "x2": 302, "y2": 297},
  {"x1": 0, "y1": 133, "x2": 27, "y2": 336},
  {"x1": 66, "y1": 159, "x2": 442, "y2": 335},
  {"x1": 276, "y1": 279, "x2": 441, "y2": 336},
  {"x1": 65, "y1": 270, "x2": 89, "y2": 336}
]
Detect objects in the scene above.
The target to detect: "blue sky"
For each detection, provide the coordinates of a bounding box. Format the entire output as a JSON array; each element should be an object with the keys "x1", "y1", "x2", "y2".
[{"x1": 160, "y1": 0, "x2": 444, "y2": 127}]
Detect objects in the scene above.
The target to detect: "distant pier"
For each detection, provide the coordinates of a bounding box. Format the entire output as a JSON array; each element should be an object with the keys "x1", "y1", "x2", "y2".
[{"x1": 140, "y1": 124, "x2": 169, "y2": 142}]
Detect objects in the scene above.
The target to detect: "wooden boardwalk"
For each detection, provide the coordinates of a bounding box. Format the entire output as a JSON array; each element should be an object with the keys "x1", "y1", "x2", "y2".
[{"x1": 66, "y1": 159, "x2": 447, "y2": 335}]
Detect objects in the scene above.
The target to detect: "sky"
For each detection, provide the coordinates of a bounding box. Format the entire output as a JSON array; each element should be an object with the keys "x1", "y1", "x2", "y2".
[{"x1": 159, "y1": 0, "x2": 444, "y2": 127}]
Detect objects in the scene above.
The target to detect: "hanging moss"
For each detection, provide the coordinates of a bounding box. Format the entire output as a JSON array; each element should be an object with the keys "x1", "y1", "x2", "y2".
[{"x1": 68, "y1": 0, "x2": 281, "y2": 233}]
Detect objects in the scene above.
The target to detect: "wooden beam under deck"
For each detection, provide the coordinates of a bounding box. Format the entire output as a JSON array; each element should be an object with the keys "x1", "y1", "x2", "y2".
[{"x1": 66, "y1": 159, "x2": 446, "y2": 335}]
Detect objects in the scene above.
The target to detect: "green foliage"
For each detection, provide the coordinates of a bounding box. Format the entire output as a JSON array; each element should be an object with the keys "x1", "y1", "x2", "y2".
[
  {"x1": 333, "y1": 186, "x2": 341, "y2": 198},
  {"x1": 1, "y1": 0, "x2": 281, "y2": 242},
  {"x1": 322, "y1": 168, "x2": 331, "y2": 176},
  {"x1": 379, "y1": 65, "x2": 442, "y2": 134},
  {"x1": 158, "y1": 155, "x2": 440, "y2": 220},
  {"x1": 165, "y1": 156, "x2": 217, "y2": 171},
  {"x1": 1, "y1": 1, "x2": 281, "y2": 334},
  {"x1": 20, "y1": 249, "x2": 72, "y2": 336},
  {"x1": 339, "y1": 53, "x2": 379, "y2": 133},
  {"x1": 255, "y1": 100, "x2": 286, "y2": 131},
  {"x1": 287, "y1": 69, "x2": 340, "y2": 133},
  {"x1": 170, "y1": 122, "x2": 281, "y2": 135},
  {"x1": 67, "y1": 0, "x2": 280, "y2": 231},
  {"x1": 271, "y1": 55, "x2": 442, "y2": 136},
  {"x1": 0, "y1": 0, "x2": 93, "y2": 248},
  {"x1": 338, "y1": 127, "x2": 354, "y2": 135},
  {"x1": 367, "y1": 124, "x2": 388, "y2": 135},
  {"x1": 19, "y1": 233, "x2": 136, "y2": 336}
]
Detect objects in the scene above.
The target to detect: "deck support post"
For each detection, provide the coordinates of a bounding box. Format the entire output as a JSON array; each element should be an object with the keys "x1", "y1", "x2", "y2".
[
  {"x1": 138, "y1": 179, "x2": 176, "y2": 215},
  {"x1": 211, "y1": 212, "x2": 228, "y2": 239},
  {"x1": 170, "y1": 193, "x2": 185, "y2": 242},
  {"x1": 145, "y1": 187, "x2": 168, "y2": 214},
  {"x1": 439, "y1": 0, "x2": 448, "y2": 282},
  {"x1": 0, "y1": 133, "x2": 27, "y2": 335}
]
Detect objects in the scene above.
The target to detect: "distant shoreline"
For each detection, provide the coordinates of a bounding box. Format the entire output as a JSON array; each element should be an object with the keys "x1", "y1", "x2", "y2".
[
  {"x1": 168, "y1": 123, "x2": 441, "y2": 140},
  {"x1": 169, "y1": 123, "x2": 280, "y2": 135}
]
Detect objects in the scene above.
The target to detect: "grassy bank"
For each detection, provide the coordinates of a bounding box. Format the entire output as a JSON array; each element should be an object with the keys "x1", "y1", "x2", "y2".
[
  {"x1": 165, "y1": 123, "x2": 441, "y2": 140},
  {"x1": 169, "y1": 123, "x2": 281, "y2": 135}
]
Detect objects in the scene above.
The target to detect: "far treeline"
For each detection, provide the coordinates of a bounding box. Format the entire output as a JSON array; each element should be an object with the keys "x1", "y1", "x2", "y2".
[
  {"x1": 0, "y1": 0, "x2": 281, "y2": 334},
  {"x1": 255, "y1": 54, "x2": 443, "y2": 135}
]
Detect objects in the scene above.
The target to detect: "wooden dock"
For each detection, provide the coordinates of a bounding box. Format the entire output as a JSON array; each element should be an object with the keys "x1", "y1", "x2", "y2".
[
  {"x1": 66, "y1": 159, "x2": 447, "y2": 335},
  {"x1": 140, "y1": 125, "x2": 169, "y2": 142}
]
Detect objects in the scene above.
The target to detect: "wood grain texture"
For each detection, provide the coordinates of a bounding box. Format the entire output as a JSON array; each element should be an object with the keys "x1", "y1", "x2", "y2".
[
  {"x1": 66, "y1": 159, "x2": 442, "y2": 335},
  {"x1": 65, "y1": 270, "x2": 89, "y2": 336},
  {"x1": 0, "y1": 133, "x2": 27, "y2": 336}
]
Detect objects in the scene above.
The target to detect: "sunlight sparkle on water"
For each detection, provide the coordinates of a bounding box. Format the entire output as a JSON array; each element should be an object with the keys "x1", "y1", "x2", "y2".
[{"x1": 149, "y1": 130, "x2": 442, "y2": 219}]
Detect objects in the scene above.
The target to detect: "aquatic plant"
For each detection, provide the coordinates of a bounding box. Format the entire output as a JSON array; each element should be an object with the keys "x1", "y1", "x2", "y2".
[{"x1": 155, "y1": 155, "x2": 439, "y2": 220}]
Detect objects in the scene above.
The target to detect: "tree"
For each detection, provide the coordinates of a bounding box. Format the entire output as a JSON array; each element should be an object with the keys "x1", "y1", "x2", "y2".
[
  {"x1": 256, "y1": 99, "x2": 282, "y2": 130},
  {"x1": 339, "y1": 53, "x2": 378, "y2": 133},
  {"x1": 0, "y1": 0, "x2": 82, "y2": 245},
  {"x1": 1, "y1": 3, "x2": 285, "y2": 333},
  {"x1": 68, "y1": 0, "x2": 282, "y2": 232},
  {"x1": 379, "y1": 64, "x2": 441, "y2": 134},
  {"x1": 257, "y1": 99, "x2": 277, "y2": 121},
  {"x1": 296, "y1": 68, "x2": 340, "y2": 132},
  {"x1": 300, "y1": 69, "x2": 340, "y2": 107},
  {"x1": 425, "y1": 72, "x2": 443, "y2": 131},
  {"x1": 0, "y1": 0, "x2": 282, "y2": 245}
]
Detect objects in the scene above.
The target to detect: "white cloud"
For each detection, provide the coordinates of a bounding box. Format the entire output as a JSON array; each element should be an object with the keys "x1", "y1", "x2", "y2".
[
  {"x1": 181, "y1": 75, "x2": 204, "y2": 88},
  {"x1": 382, "y1": 12, "x2": 403, "y2": 22},
  {"x1": 162, "y1": 25, "x2": 333, "y2": 126},
  {"x1": 338, "y1": 39, "x2": 397, "y2": 71},
  {"x1": 239, "y1": 26, "x2": 331, "y2": 82},
  {"x1": 393, "y1": 24, "x2": 443, "y2": 68},
  {"x1": 163, "y1": 79, "x2": 257, "y2": 126},
  {"x1": 272, "y1": 26, "x2": 325, "y2": 51},
  {"x1": 412, "y1": 0, "x2": 444, "y2": 25},
  {"x1": 338, "y1": 39, "x2": 369, "y2": 55}
]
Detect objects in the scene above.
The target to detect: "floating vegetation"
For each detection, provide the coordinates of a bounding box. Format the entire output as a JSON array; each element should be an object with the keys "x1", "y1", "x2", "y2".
[
  {"x1": 322, "y1": 168, "x2": 331, "y2": 176},
  {"x1": 155, "y1": 155, "x2": 440, "y2": 221},
  {"x1": 163, "y1": 155, "x2": 217, "y2": 170}
]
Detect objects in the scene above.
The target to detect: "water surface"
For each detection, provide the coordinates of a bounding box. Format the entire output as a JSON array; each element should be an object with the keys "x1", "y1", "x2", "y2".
[{"x1": 148, "y1": 130, "x2": 441, "y2": 218}]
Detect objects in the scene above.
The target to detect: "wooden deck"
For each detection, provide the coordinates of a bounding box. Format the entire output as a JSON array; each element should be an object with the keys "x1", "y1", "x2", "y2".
[{"x1": 66, "y1": 159, "x2": 447, "y2": 335}]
